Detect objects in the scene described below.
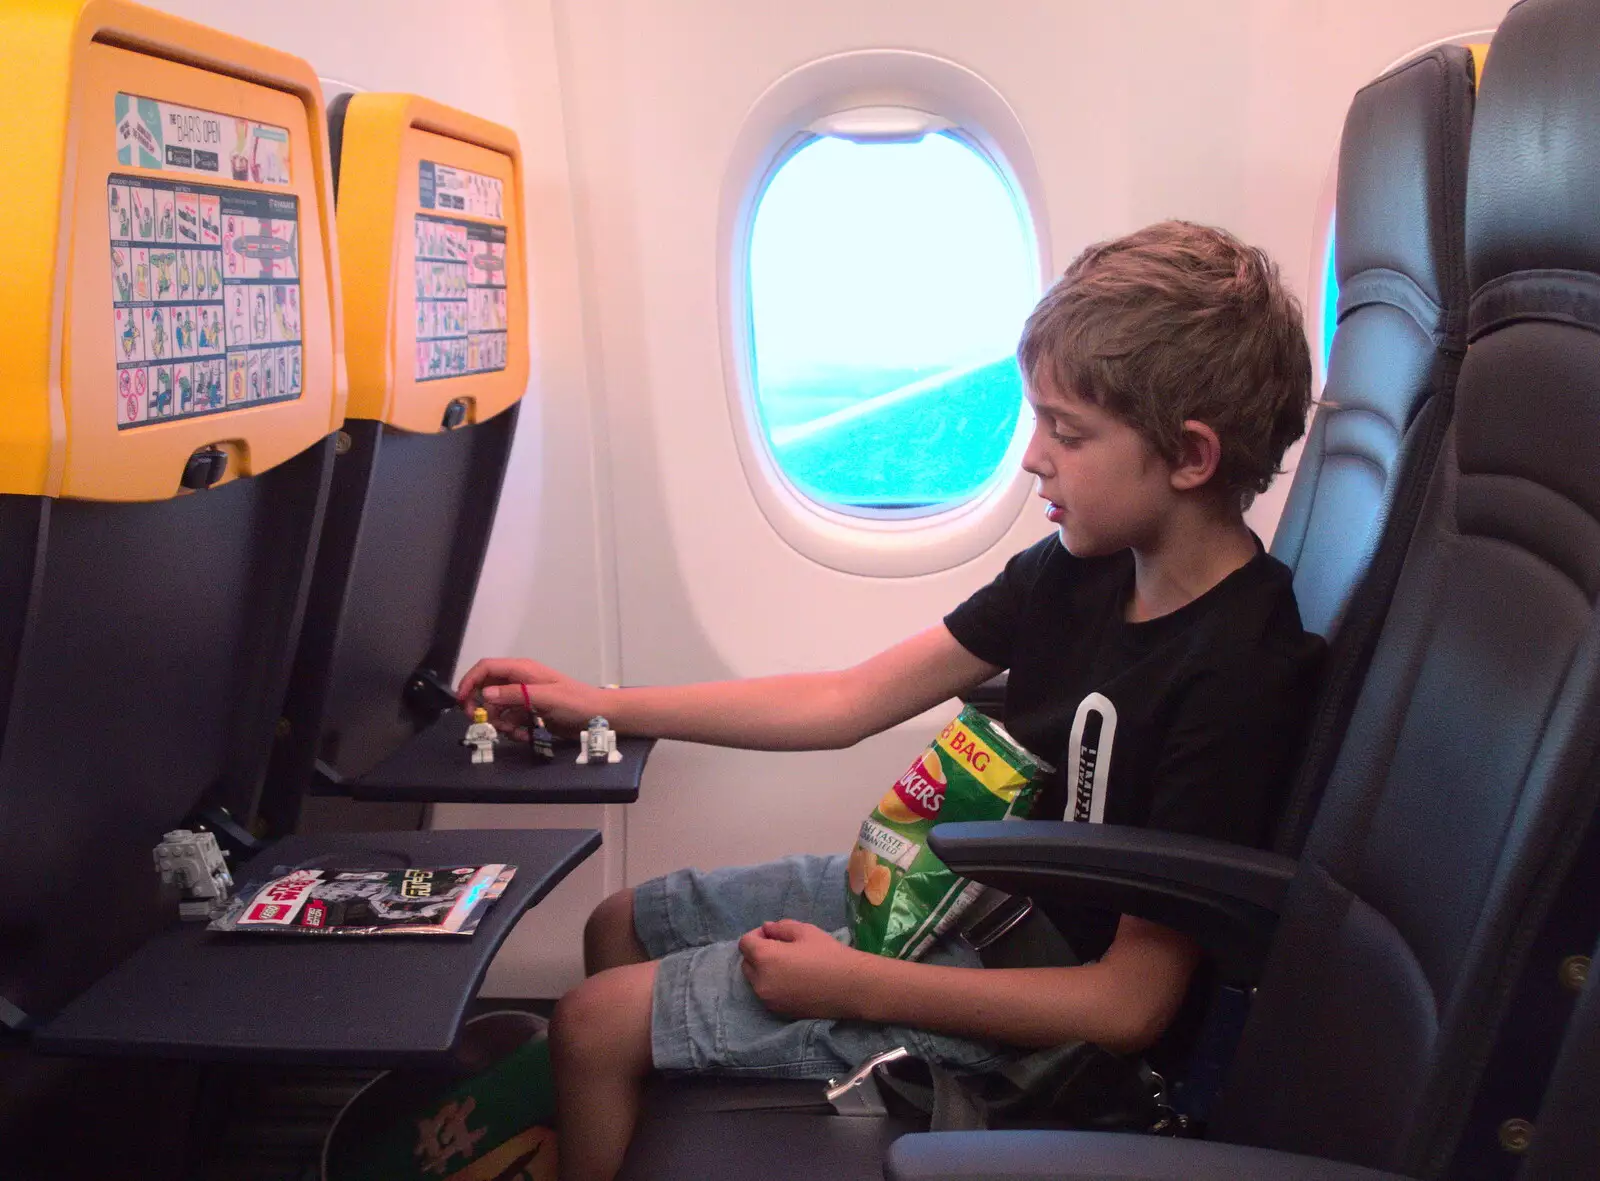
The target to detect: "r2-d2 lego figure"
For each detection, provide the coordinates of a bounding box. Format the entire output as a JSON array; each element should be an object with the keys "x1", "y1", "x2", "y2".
[
  {"x1": 463, "y1": 707, "x2": 499, "y2": 764},
  {"x1": 153, "y1": 829, "x2": 234, "y2": 920},
  {"x1": 577, "y1": 715, "x2": 621, "y2": 764}
]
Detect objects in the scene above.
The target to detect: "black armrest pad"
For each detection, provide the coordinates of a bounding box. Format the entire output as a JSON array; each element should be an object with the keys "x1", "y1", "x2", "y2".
[
  {"x1": 960, "y1": 673, "x2": 1008, "y2": 717},
  {"x1": 887, "y1": 1131, "x2": 1408, "y2": 1181},
  {"x1": 929, "y1": 822, "x2": 1296, "y2": 981}
]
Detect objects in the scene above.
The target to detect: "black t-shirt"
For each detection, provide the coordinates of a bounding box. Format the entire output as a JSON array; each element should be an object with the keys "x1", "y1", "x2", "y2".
[{"x1": 944, "y1": 534, "x2": 1325, "y2": 960}]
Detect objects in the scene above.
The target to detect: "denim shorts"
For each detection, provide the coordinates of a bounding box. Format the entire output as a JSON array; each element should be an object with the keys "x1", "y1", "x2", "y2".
[{"x1": 634, "y1": 852, "x2": 1014, "y2": 1079}]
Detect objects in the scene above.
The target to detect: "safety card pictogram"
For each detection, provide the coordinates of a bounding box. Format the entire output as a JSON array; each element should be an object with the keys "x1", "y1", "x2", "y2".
[{"x1": 109, "y1": 174, "x2": 303, "y2": 429}]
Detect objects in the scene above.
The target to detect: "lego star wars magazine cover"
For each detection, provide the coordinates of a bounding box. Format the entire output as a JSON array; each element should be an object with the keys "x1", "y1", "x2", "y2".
[{"x1": 208, "y1": 864, "x2": 515, "y2": 935}]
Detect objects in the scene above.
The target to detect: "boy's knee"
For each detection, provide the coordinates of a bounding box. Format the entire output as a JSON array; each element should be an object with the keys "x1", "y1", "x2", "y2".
[
  {"x1": 551, "y1": 966, "x2": 655, "y2": 1073},
  {"x1": 585, "y1": 887, "x2": 646, "y2": 974},
  {"x1": 551, "y1": 977, "x2": 608, "y2": 1062}
]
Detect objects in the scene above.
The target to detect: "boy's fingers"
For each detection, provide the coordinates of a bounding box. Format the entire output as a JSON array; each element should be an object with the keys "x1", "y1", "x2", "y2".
[
  {"x1": 456, "y1": 658, "x2": 548, "y2": 702},
  {"x1": 737, "y1": 928, "x2": 767, "y2": 959},
  {"x1": 455, "y1": 659, "x2": 498, "y2": 702},
  {"x1": 763, "y1": 919, "x2": 804, "y2": 941},
  {"x1": 482, "y1": 683, "x2": 526, "y2": 706}
]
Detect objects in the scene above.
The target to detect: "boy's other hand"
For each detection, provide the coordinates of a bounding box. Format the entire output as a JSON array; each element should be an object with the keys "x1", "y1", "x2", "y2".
[
  {"x1": 738, "y1": 920, "x2": 868, "y2": 1020},
  {"x1": 454, "y1": 657, "x2": 593, "y2": 738}
]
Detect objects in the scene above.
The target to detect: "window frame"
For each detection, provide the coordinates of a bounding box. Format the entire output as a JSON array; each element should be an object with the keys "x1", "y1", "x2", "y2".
[{"x1": 718, "y1": 49, "x2": 1051, "y2": 577}]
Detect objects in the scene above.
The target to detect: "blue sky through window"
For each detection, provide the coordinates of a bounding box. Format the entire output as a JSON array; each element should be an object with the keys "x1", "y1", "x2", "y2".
[
  {"x1": 748, "y1": 132, "x2": 1036, "y2": 509},
  {"x1": 1322, "y1": 223, "x2": 1338, "y2": 374}
]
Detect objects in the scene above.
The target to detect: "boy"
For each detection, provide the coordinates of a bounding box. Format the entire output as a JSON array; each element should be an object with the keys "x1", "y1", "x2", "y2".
[{"x1": 458, "y1": 221, "x2": 1325, "y2": 1181}]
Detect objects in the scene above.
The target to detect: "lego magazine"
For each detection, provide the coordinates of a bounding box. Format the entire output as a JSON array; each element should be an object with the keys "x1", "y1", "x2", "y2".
[{"x1": 208, "y1": 864, "x2": 515, "y2": 935}]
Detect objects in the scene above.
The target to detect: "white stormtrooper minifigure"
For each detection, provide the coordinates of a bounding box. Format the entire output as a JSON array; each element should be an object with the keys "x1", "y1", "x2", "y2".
[
  {"x1": 462, "y1": 707, "x2": 499, "y2": 764},
  {"x1": 153, "y1": 829, "x2": 234, "y2": 920},
  {"x1": 577, "y1": 715, "x2": 621, "y2": 764}
]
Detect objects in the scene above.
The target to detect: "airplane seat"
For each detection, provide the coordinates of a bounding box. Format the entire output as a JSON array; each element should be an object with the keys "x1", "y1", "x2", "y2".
[
  {"x1": 1271, "y1": 43, "x2": 1476, "y2": 641},
  {"x1": 887, "y1": 0, "x2": 1600, "y2": 1176},
  {"x1": 1269, "y1": 41, "x2": 1477, "y2": 854},
  {"x1": 0, "y1": 0, "x2": 345, "y2": 1048},
  {"x1": 614, "y1": 43, "x2": 1480, "y2": 1181},
  {"x1": 256, "y1": 92, "x2": 525, "y2": 838},
  {"x1": 259, "y1": 93, "x2": 646, "y2": 835},
  {"x1": 0, "y1": 449, "x2": 334, "y2": 1018},
  {"x1": 1516, "y1": 926, "x2": 1600, "y2": 1178}
]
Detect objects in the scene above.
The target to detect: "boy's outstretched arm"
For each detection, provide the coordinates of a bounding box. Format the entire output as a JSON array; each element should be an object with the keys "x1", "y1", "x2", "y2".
[
  {"x1": 454, "y1": 624, "x2": 1001, "y2": 752},
  {"x1": 739, "y1": 915, "x2": 1201, "y2": 1054}
]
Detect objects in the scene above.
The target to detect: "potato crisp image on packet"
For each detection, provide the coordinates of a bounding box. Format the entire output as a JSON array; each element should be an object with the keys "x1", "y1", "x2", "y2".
[{"x1": 848, "y1": 704, "x2": 1050, "y2": 960}]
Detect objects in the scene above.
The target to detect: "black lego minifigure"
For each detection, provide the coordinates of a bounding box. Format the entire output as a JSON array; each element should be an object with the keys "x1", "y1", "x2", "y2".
[{"x1": 530, "y1": 716, "x2": 555, "y2": 764}]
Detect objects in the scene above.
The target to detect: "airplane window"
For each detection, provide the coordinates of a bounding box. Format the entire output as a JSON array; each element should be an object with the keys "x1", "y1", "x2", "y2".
[
  {"x1": 746, "y1": 131, "x2": 1036, "y2": 515},
  {"x1": 1321, "y1": 225, "x2": 1338, "y2": 375}
]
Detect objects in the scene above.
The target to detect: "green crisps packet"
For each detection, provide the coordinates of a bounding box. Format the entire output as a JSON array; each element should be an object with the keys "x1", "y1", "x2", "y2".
[{"x1": 847, "y1": 705, "x2": 1050, "y2": 960}]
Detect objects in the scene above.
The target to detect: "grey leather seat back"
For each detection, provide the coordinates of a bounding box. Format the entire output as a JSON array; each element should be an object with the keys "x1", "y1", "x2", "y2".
[
  {"x1": 1269, "y1": 45, "x2": 1475, "y2": 854},
  {"x1": 1272, "y1": 46, "x2": 1472, "y2": 641},
  {"x1": 1213, "y1": 1, "x2": 1600, "y2": 1173}
]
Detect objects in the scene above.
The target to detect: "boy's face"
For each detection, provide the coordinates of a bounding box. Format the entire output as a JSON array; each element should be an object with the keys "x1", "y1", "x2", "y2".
[{"x1": 1021, "y1": 373, "x2": 1176, "y2": 558}]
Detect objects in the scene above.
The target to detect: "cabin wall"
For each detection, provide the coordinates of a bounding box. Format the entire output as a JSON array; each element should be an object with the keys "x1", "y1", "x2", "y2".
[{"x1": 141, "y1": 0, "x2": 1505, "y2": 995}]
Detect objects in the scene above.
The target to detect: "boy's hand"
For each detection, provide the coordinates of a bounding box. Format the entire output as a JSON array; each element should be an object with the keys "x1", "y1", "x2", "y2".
[
  {"x1": 454, "y1": 657, "x2": 595, "y2": 738},
  {"x1": 738, "y1": 920, "x2": 871, "y2": 1020}
]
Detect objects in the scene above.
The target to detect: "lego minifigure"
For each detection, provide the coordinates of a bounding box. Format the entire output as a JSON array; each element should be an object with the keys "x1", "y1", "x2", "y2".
[
  {"x1": 462, "y1": 707, "x2": 498, "y2": 764},
  {"x1": 153, "y1": 829, "x2": 234, "y2": 920},
  {"x1": 577, "y1": 716, "x2": 621, "y2": 765},
  {"x1": 530, "y1": 715, "x2": 555, "y2": 763}
]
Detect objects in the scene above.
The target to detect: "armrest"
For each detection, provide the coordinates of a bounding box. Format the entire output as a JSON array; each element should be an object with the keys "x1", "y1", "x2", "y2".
[
  {"x1": 959, "y1": 673, "x2": 1008, "y2": 719},
  {"x1": 928, "y1": 821, "x2": 1296, "y2": 982},
  {"x1": 886, "y1": 1131, "x2": 1408, "y2": 1181}
]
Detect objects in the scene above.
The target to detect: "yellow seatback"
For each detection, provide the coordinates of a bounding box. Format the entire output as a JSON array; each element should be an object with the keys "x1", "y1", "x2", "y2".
[
  {"x1": 0, "y1": 0, "x2": 345, "y2": 501},
  {"x1": 334, "y1": 94, "x2": 527, "y2": 431}
]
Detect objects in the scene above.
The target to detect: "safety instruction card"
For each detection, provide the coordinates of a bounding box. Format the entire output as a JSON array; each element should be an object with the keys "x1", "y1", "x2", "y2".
[
  {"x1": 108, "y1": 95, "x2": 302, "y2": 429},
  {"x1": 414, "y1": 159, "x2": 508, "y2": 382}
]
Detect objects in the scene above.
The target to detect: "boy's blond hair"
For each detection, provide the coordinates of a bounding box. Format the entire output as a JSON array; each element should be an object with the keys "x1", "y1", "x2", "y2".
[{"x1": 1018, "y1": 221, "x2": 1312, "y2": 508}]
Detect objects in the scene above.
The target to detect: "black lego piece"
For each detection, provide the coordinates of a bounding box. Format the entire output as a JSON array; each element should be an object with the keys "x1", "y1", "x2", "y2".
[
  {"x1": 179, "y1": 446, "x2": 228, "y2": 490},
  {"x1": 33, "y1": 827, "x2": 598, "y2": 1067},
  {"x1": 338, "y1": 711, "x2": 651, "y2": 804}
]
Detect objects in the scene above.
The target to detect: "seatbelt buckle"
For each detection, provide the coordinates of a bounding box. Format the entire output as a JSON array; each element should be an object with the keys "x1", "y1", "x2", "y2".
[
  {"x1": 825, "y1": 1045, "x2": 911, "y2": 1115},
  {"x1": 959, "y1": 892, "x2": 1035, "y2": 952}
]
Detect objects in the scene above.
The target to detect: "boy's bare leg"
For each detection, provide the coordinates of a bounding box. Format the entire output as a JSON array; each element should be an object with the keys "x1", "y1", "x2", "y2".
[
  {"x1": 551, "y1": 960, "x2": 657, "y2": 1181},
  {"x1": 584, "y1": 888, "x2": 650, "y2": 975}
]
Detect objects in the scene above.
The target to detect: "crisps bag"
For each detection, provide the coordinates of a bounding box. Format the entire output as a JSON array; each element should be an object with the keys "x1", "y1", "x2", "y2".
[{"x1": 848, "y1": 705, "x2": 1049, "y2": 960}]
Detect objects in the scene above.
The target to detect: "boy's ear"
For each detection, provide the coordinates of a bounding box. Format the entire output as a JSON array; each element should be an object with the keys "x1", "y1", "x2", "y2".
[{"x1": 1169, "y1": 420, "x2": 1223, "y2": 492}]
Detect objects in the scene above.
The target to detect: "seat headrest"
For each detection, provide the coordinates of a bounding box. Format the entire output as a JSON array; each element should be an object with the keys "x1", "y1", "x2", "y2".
[
  {"x1": 1336, "y1": 45, "x2": 1476, "y2": 321},
  {"x1": 1467, "y1": 0, "x2": 1600, "y2": 290}
]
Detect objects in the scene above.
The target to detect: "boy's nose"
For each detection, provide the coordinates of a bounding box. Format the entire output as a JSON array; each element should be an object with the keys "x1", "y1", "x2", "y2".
[{"x1": 1020, "y1": 428, "x2": 1051, "y2": 477}]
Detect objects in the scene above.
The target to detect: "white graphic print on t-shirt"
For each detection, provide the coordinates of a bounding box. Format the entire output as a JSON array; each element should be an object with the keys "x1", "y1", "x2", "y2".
[{"x1": 1066, "y1": 692, "x2": 1117, "y2": 823}]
